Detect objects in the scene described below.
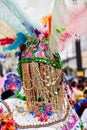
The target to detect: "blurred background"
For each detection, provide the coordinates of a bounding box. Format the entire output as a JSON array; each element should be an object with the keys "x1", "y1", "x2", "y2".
[
  {"x1": 0, "y1": 50, "x2": 18, "y2": 76},
  {"x1": 60, "y1": 34, "x2": 87, "y2": 81}
]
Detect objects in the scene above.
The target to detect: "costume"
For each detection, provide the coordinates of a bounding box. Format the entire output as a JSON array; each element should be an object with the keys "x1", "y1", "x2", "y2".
[{"x1": 0, "y1": 0, "x2": 87, "y2": 129}]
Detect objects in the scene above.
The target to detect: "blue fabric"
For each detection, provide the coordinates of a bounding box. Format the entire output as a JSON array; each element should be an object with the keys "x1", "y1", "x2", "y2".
[
  {"x1": 75, "y1": 103, "x2": 81, "y2": 114},
  {"x1": 78, "y1": 98, "x2": 87, "y2": 104},
  {"x1": 75, "y1": 98, "x2": 87, "y2": 115}
]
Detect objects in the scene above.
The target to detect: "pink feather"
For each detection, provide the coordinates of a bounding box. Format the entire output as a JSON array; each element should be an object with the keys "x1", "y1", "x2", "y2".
[{"x1": 59, "y1": 7, "x2": 87, "y2": 49}]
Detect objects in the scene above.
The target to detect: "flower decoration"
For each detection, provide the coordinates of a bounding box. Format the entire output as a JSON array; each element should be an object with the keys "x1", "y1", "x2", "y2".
[
  {"x1": 3, "y1": 32, "x2": 27, "y2": 51},
  {"x1": 4, "y1": 72, "x2": 22, "y2": 93},
  {"x1": 0, "y1": 112, "x2": 16, "y2": 130}
]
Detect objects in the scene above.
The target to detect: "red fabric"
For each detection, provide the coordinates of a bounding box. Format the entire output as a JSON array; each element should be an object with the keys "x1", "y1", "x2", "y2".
[
  {"x1": 80, "y1": 102, "x2": 87, "y2": 115},
  {"x1": 77, "y1": 102, "x2": 87, "y2": 117},
  {"x1": 5, "y1": 119, "x2": 15, "y2": 127}
]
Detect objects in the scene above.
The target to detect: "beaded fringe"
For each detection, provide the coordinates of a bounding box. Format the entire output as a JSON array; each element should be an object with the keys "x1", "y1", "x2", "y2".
[{"x1": 22, "y1": 62, "x2": 65, "y2": 113}]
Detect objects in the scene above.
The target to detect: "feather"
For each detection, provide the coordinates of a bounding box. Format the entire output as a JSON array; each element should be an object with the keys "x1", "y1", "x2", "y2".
[
  {"x1": 2, "y1": 0, "x2": 35, "y2": 36},
  {"x1": 49, "y1": 0, "x2": 69, "y2": 54},
  {"x1": 3, "y1": 32, "x2": 27, "y2": 51},
  {"x1": 0, "y1": 37, "x2": 15, "y2": 46},
  {"x1": 59, "y1": 7, "x2": 87, "y2": 43},
  {"x1": 0, "y1": 1, "x2": 29, "y2": 35},
  {"x1": 49, "y1": 0, "x2": 87, "y2": 54},
  {"x1": 56, "y1": 1, "x2": 87, "y2": 50},
  {"x1": 0, "y1": 21, "x2": 16, "y2": 38}
]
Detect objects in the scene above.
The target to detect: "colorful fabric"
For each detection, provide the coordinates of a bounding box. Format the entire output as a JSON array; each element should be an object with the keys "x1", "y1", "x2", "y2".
[
  {"x1": 75, "y1": 98, "x2": 87, "y2": 117},
  {"x1": 0, "y1": 98, "x2": 81, "y2": 130}
]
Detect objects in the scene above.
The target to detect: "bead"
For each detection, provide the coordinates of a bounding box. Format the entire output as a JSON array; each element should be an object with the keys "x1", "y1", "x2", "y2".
[
  {"x1": 46, "y1": 76, "x2": 50, "y2": 79},
  {"x1": 17, "y1": 107, "x2": 24, "y2": 113},
  {"x1": 43, "y1": 72, "x2": 46, "y2": 75},
  {"x1": 51, "y1": 81, "x2": 56, "y2": 85},
  {"x1": 47, "y1": 84, "x2": 50, "y2": 86},
  {"x1": 54, "y1": 92, "x2": 58, "y2": 95}
]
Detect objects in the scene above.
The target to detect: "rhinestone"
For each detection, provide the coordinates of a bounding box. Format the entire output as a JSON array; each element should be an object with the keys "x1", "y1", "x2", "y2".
[
  {"x1": 17, "y1": 107, "x2": 25, "y2": 113},
  {"x1": 47, "y1": 84, "x2": 50, "y2": 86},
  {"x1": 46, "y1": 76, "x2": 50, "y2": 79}
]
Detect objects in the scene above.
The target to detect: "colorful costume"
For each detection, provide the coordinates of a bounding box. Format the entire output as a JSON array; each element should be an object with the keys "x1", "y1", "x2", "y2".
[{"x1": 0, "y1": 0, "x2": 87, "y2": 129}]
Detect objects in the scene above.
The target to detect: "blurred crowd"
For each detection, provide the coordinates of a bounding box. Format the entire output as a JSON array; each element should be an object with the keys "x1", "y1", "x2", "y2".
[{"x1": 66, "y1": 78, "x2": 87, "y2": 128}]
